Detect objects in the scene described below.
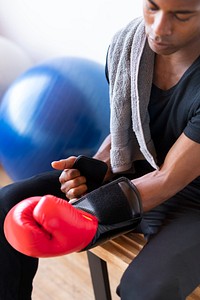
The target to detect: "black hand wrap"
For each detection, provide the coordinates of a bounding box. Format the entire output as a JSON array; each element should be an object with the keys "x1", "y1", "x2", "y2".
[{"x1": 73, "y1": 177, "x2": 143, "y2": 250}]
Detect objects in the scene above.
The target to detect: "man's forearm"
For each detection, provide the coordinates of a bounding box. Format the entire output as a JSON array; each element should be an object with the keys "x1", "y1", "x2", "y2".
[
  {"x1": 93, "y1": 134, "x2": 111, "y2": 162},
  {"x1": 93, "y1": 134, "x2": 113, "y2": 181}
]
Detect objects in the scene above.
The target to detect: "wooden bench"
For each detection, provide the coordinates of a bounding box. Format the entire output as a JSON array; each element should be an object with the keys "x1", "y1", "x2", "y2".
[{"x1": 87, "y1": 232, "x2": 200, "y2": 300}]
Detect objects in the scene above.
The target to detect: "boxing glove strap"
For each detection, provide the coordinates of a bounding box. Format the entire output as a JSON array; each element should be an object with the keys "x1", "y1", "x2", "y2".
[{"x1": 73, "y1": 177, "x2": 143, "y2": 250}]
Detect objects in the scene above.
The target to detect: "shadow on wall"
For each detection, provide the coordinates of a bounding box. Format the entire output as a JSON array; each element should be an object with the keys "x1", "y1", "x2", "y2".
[{"x1": 0, "y1": 36, "x2": 33, "y2": 101}]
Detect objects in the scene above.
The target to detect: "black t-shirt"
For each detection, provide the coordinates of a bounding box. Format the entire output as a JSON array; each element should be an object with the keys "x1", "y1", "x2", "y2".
[
  {"x1": 106, "y1": 55, "x2": 200, "y2": 192},
  {"x1": 149, "y1": 56, "x2": 200, "y2": 166}
]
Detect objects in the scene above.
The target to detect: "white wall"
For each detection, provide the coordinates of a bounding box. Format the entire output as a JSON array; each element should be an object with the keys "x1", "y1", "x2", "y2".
[{"x1": 0, "y1": 0, "x2": 143, "y2": 64}]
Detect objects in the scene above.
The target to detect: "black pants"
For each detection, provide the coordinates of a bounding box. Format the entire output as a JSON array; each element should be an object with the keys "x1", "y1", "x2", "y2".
[{"x1": 0, "y1": 171, "x2": 200, "y2": 300}]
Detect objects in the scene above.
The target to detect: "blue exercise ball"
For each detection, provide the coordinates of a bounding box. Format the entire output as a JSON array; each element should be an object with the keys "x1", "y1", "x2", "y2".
[{"x1": 0, "y1": 57, "x2": 110, "y2": 180}]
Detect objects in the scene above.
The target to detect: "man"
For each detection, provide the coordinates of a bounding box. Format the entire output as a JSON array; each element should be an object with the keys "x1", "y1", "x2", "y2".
[{"x1": 1, "y1": 0, "x2": 200, "y2": 299}]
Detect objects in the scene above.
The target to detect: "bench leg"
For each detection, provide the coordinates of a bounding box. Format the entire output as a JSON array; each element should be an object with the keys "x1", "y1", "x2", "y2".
[{"x1": 87, "y1": 251, "x2": 112, "y2": 300}]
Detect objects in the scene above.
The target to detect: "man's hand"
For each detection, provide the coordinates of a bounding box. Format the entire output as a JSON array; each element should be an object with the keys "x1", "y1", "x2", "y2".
[
  {"x1": 51, "y1": 156, "x2": 87, "y2": 199},
  {"x1": 51, "y1": 135, "x2": 112, "y2": 199}
]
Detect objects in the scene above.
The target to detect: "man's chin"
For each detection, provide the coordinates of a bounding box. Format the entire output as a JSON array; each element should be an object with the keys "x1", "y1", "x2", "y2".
[{"x1": 147, "y1": 38, "x2": 175, "y2": 56}]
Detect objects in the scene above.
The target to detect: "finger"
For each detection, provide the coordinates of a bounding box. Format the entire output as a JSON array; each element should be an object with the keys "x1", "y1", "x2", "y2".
[
  {"x1": 68, "y1": 198, "x2": 78, "y2": 204},
  {"x1": 66, "y1": 184, "x2": 88, "y2": 199},
  {"x1": 60, "y1": 175, "x2": 87, "y2": 195},
  {"x1": 51, "y1": 156, "x2": 77, "y2": 170},
  {"x1": 59, "y1": 168, "x2": 81, "y2": 184}
]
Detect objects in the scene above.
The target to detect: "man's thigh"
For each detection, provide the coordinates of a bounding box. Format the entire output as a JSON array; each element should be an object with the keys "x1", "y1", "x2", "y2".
[{"x1": 0, "y1": 170, "x2": 64, "y2": 213}]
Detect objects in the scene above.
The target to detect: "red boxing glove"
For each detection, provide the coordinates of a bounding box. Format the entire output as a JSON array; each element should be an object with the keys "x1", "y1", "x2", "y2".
[
  {"x1": 4, "y1": 196, "x2": 98, "y2": 257},
  {"x1": 4, "y1": 177, "x2": 142, "y2": 258}
]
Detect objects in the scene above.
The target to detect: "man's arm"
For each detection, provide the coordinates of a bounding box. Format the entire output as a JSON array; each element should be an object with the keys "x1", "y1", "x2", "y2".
[
  {"x1": 93, "y1": 134, "x2": 113, "y2": 181},
  {"x1": 133, "y1": 133, "x2": 200, "y2": 212}
]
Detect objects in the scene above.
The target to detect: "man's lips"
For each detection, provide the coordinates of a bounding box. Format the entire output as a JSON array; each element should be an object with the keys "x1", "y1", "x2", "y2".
[{"x1": 148, "y1": 36, "x2": 172, "y2": 48}]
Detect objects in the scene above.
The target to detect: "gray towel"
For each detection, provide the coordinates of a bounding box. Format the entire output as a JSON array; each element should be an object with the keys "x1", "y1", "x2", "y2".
[{"x1": 107, "y1": 17, "x2": 159, "y2": 173}]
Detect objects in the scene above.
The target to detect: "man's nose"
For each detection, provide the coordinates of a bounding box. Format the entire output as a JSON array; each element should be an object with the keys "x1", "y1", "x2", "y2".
[{"x1": 151, "y1": 12, "x2": 172, "y2": 37}]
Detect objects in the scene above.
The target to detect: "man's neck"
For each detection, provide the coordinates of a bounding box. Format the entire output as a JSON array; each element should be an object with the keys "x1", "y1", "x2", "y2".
[{"x1": 153, "y1": 50, "x2": 200, "y2": 90}]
